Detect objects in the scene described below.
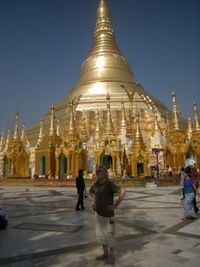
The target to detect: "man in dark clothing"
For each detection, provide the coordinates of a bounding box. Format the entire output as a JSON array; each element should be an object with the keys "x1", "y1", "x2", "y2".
[
  {"x1": 75, "y1": 169, "x2": 86, "y2": 211},
  {"x1": 89, "y1": 165, "x2": 126, "y2": 265}
]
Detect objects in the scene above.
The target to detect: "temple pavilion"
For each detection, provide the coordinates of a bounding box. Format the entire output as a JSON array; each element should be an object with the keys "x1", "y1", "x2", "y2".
[{"x1": 0, "y1": 0, "x2": 200, "y2": 179}]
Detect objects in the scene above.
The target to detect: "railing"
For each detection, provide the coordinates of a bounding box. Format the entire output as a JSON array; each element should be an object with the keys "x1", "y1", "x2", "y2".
[{"x1": 0, "y1": 176, "x2": 199, "y2": 187}]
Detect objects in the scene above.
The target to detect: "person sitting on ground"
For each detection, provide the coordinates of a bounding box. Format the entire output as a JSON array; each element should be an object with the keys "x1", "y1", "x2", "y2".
[{"x1": 0, "y1": 208, "x2": 8, "y2": 230}]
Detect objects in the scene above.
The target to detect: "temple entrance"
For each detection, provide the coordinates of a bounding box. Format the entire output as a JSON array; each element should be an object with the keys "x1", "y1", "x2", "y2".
[
  {"x1": 101, "y1": 154, "x2": 112, "y2": 170},
  {"x1": 39, "y1": 156, "x2": 46, "y2": 176},
  {"x1": 59, "y1": 155, "x2": 67, "y2": 179},
  {"x1": 137, "y1": 156, "x2": 144, "y2": 177},
  {"x1": 4, "y1": 158, "x2": 9, "y2": 176}
]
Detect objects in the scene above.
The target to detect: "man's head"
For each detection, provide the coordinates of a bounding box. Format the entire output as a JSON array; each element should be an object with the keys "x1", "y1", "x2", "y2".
[{"x1": 96, "y1": 165, "x2": 108, "y2": 182}]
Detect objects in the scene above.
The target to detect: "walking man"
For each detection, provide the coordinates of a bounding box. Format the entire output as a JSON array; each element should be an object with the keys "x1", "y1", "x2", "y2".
[{"x1": 75, "y1": 169, "x2": 86, "y2": 211}]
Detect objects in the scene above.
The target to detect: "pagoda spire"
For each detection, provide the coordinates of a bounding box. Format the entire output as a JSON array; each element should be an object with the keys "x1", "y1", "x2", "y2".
[
  {"x1": 187, "y1": 115, "x2": 193, "y2": 139},
  {"x1": 56, "y1": 118, "x2": 61, "y2": 137},
  {"x1": 90, "y1": 0, "x2": 121, "y2": 56},
  {"x1": 5, "y1": 129, "x2": 11, "y2": 150},
  {"x1": 68, "y1": 100, "x2": 76, "y2": 135},
  {"x1": 104, "y1": 94, "x2": 114, "y2": 134},
  {"x1": 133, "y1": 113, "x2": 145, "y2": 149},
  {"x1": 193, "y1": 100, "x2": 200, "y2": 131},
  {"x1": 0, "y1": 129, "x2": 5, "y2": 151},
  {"x1": 76, "y1": 0, "x2": 135, "y2": 87},
  {"x1": 119, "y1": 101, "x2": 127, "y2": 142},
  {"x1": 94, "y1": 110, "x2": 102, "y2": 141},
  {"x1": 21, "y1": 122, "x2": 29, "y2": 146},
  {"x1": 154, "y1": 112, "x2": 160, "y2": 132},
  {"x1": 49, "y1": 105, "x2": 56, "y2": 136},
  {"x1": 171, "y1": 91, "x2": 181, "y2": 131},
  {"x1": 37, "y1": 120, "x2": 45, "y2": 145},
  {"x1": 13, "y1": 112, "x2": 20, "y2": 141}
]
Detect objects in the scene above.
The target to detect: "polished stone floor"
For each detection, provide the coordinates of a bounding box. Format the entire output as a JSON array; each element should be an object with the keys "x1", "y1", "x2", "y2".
[{"x1": 0, "y1": 185, "x2": 200, "y2": 267}]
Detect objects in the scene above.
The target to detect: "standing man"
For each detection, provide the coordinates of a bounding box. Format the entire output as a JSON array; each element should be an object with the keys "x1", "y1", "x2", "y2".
[
  {"x1": 89, "y1": 165, "x2": 126, "y2": 265},
  {"x1": 75, "y1": 169, "x2": 86, "y2": 211}
]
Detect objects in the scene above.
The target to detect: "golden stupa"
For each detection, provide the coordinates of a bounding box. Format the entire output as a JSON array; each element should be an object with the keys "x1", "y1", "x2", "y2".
[
  {"x1": 1, "y1": 0, "x2": 200, "y2": 179},
  {"x1": 27, "y1": 0, "x2": 169, "y2": 145}
]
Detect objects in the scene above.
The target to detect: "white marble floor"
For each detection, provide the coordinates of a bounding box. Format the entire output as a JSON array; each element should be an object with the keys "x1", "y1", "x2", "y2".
[{"x1": 0, "y1": 186, "x2": 199, "y2": 267}]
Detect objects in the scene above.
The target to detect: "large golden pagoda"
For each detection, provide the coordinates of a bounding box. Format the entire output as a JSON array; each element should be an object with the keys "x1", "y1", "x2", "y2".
[{"x1": 1, "y1": 0, "x2": 200, "y2": 179}]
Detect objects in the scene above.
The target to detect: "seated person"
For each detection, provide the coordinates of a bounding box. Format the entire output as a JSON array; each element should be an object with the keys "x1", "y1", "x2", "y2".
[{"x1": 0, "y1": 208, "x2": 8, "y2": 230}]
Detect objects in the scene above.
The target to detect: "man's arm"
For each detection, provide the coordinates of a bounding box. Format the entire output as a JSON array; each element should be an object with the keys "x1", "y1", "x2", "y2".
[
  {"x1": 114, "y1": 188, "x2": 126, "y2": 208},
  {"x1": 108, "y1": 188, "x2": 126, "y2": 212}
]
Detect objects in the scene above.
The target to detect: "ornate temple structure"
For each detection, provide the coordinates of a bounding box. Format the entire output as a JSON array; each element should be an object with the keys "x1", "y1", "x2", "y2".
[{"x1": 0, "y1": 0, "x2": 200, "y2": 179}]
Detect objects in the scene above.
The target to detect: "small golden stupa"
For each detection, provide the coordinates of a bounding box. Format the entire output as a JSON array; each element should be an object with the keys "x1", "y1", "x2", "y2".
[{"x1": 1, "y1": 0, "x2": 200, "y2": 179}]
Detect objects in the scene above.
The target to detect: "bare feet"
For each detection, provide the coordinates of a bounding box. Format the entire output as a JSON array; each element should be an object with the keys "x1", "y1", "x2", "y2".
[
  {"x1": 181, "y1": 217, "x2": 187, "y2": 221},
  {"x1": 107, "y1": 255, "x2": 115, "y2": 265},
  {"x1": 96, "y1": 254, "x2": 109, "y2": 260},
  {"x1": 181, "y1": 216, "x2": 196, "y2": 221}
]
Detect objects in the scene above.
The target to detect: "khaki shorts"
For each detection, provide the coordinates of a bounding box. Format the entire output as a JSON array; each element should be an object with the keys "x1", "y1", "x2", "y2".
[{"x1": 95, "y1": 212, "x2": 116, "y2": 248}]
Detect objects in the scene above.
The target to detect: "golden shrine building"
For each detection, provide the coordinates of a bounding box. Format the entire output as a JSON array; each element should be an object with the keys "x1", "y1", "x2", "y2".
[{"x1": 0, "y1": 0, "x2": 200, "y2": 179}]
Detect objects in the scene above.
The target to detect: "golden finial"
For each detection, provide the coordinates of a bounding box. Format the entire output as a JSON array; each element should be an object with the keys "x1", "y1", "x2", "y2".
[
  {"x1": 21, "y1": 122, "x2": 29, "y2": 146},
  {"x1": 92, "y1": 0, "x2": 120, "y2": 55},
  {"x1": 94, "y1": 110, "x2": 102, "y2": 141},
  {"x1": 119, "y1": 101, "x2": 127, "y2": 142},
  {"x1": 68, "y1": 100, "x2": 76, "y2": 135},
  {"x1": 193, "y1": 100, "x2": 200, "y2": 131},
  {"x1": 5, "y1": 128, "x2": 11, "y2": 150},
  {"x1": 49, "y1": 105, "x2": 56, "y2": 136},
  {"x1": 37, "y1": 120, "x2": 45, "y2": 145},
  {"x1": 105, "y1": 94, "x2": 114, "y2": 134},
  {"x1": 171, "y1": 90, "x2": 181, "y2": 131},
  {"x1": 0, "y1": 129, "x2": 5, "y2": 150},
  {"x1": 56, "y1": 118, "x2": 61, "y2": 137},
  {"x1": 13, "y1": 112, "x2": 20, "y2": 140},
  {"x1": 187, "y1": 115, "x2": 193, "y2": 139},
  {"x1": 134, "y1": 112, "x2": 145, "y2": 149}
]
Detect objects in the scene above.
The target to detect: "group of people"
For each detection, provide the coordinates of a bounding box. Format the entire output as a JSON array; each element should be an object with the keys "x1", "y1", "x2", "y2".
[
  {"x1": 75, "y1": 161, "x2": 200, "y2": 264},
  {"x1": 180, "y1": 163, "x2": 200, "y2": 221}
]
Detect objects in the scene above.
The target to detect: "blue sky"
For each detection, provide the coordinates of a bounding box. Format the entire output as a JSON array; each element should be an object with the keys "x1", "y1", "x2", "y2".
[{"x1": 0, "y1": 0, "x2": 200, "y2": 131}]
